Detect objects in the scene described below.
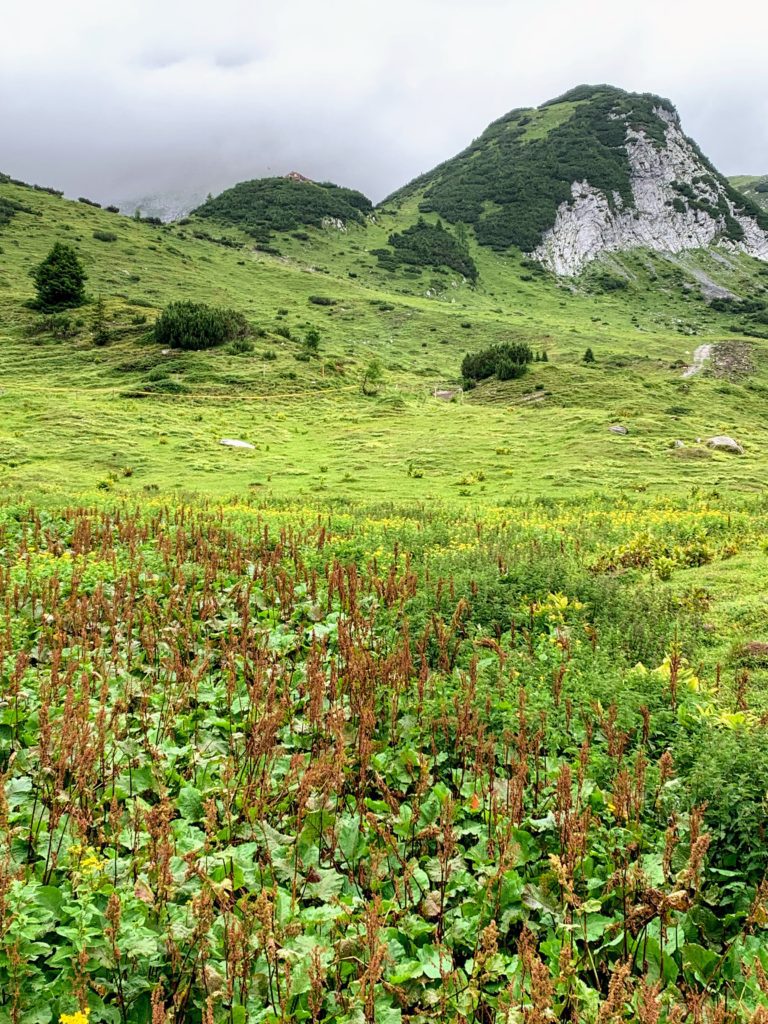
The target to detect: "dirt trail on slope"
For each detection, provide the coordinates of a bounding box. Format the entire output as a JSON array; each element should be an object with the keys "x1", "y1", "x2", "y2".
[{"x1": 682, "y1": 344, "x2": 713, "y2": 378}]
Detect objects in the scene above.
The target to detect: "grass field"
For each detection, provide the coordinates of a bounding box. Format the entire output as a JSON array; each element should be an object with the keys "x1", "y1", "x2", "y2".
[
  {"x1": 2, "y1": 179, "x2": 768, "y2": 1023},
  {"x1": 2, "y1": 179, "x2": 768, "y2": 502}
]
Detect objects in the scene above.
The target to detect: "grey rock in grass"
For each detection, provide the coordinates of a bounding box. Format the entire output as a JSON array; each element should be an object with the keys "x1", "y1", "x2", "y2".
[
  {"x1": 609, "y1": 424, "x2": 629, "y2": 435},
  {"x1": 706, "y1": 435, "x2": 743, "y2": 454},
  {"x1": 220, "y1": 438, "x2": 255, "y2": 450}
]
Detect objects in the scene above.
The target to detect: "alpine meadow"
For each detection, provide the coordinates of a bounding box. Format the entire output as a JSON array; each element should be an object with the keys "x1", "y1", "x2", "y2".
[{"x1": 4, "y1": 76, "x2": 768, "y2": 1024}]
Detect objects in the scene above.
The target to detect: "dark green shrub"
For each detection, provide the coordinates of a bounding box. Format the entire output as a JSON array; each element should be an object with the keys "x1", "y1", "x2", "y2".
[
  {"x1": 93, "y1": 230, "x2": 117, "y2": 242},
  {"x1": 123, "y1": 378, "x2": 188, "y2": 397},
  {"x1": 0, "y1": 195, "x2": 35, "y2": 229},
  {"x1": 308, "y1": 296, "x2": 335, "y2": 306},
  {"x1": 91, "y1": 296, "x2": 110, "y2": 346},
  {"x1": 591, "y1": 271, "x2": 628, "y2": 293},
  {"x1": 153, "y1": 301, "x2": 249, "y2": 351},
  {"x1": 376, "y1": 218, "x2": 477, "y2": 282},
  {"x1": 28, "y1": 312, "x2": 78, "y2": 339},
  {"x1": 461, "y1": 342, "x2": 533, "y2": 384},
  {"x1": 583, "y1": 347, "x2": 595, "y2": 363},
  {"x1": 304, "y1": 328, "x2": 321, "y2": 354},
  {"x1": 229, "y1": 337, "x2": 254, "y2": 356},
  {"x1": 193, "y1": 177, "x2": 372, "y2": 238},
  {"x1": 29, "y1": 242, "x2": 87, "y2": 309}
]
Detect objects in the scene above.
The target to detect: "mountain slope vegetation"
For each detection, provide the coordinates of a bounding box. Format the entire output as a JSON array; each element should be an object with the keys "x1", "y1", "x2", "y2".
[
  {"x1": 384, "y1": 85, "x2": 768, "y2": 271},
  {"x1": 731, "y1": 174, "x2": 768, "y2": 211},
  {"x1": 193, "y1": 176, "x2": 373, "y2": 241}
]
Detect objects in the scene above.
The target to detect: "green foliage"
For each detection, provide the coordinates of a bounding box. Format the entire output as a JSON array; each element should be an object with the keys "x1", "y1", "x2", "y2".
[
  {"x1": 0, "y1": 195, "x2": 35, "y2": 229},
  {"x1": 461, "y1": 341, "x2": 533, "y2": 383},
  {"x1": 583, "y1": 346, "x2": 595, "y2": 363},
  {"x1": 91, "y1": 295, "x2": 110, "y2": 346},
  {"x1": 676, "y1": 726, "x2": 768, "y2": 881},
  {"x1": 29, "y1": 242, "x2": 87, "y2": 309},
  {"x1": 362, "y1": 357, "x2": 383, "y2": 395},
  {"x1": 153, "y1": 300, "x2": 249, "y2": 351},
  {"x1": 590, "y1": 271, "x2": 628, "y2": 293},
  {"x1": 28, "y1": 312, "x2": 79, "y2": 340},
  {"x1": 1, "y1": 501, "x2": 767, "y2": 1022},
  {"x1": 194, "y1": 177, "x2": 373, "y2": 238},
  {"x1": 228, "y1": 336, "x2": 254, "y2": 355},
  {"x1": 375, "y1": 217, "x2": 478, "y2": 281},
  {"x1": 303, "y1": 327, "x2": 321, "y2": 354},
  {"x1": 92, "y1": 229, "x2": 117, "y2": 242}
]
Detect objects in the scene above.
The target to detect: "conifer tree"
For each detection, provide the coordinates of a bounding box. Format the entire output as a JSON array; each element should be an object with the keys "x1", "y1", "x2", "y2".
[{"x1": 30, "y1": 242, "x2": 87, "y2": 309}]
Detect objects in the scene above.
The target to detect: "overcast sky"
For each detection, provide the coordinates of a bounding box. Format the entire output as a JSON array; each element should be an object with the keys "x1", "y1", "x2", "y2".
[{"x1": 2, "y1": 0, "x2": 767, "y2": 209}]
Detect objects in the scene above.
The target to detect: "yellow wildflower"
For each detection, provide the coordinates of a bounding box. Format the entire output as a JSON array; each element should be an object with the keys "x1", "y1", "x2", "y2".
[
  {"x1": 61, "y1": 1010, "x2": 89, "y2": 1024},
  {"x1": 80, "y1": 854, "x2": 105, "y2": 874}
]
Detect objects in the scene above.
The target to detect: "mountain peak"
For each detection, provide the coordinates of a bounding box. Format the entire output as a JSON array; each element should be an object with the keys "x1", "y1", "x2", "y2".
[{"x1": 386, "y1": 85, "x2": 768, "y2": 275}]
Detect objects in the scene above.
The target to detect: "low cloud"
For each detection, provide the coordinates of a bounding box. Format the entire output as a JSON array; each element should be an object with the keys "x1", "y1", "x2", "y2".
[{"x1": 1, "y1": 0, "x2": 766, "y2": 209}]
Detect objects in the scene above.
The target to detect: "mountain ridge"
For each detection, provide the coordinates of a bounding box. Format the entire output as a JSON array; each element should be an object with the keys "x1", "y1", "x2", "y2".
[{"x1": 383, "y1": 84, "x2": 768, "y2": 275}]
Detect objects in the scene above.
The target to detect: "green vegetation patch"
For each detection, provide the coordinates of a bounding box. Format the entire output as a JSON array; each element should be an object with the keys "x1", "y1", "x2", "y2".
[
  {"x1": 374, "y1": 217, "x2": 478, "y2": 281},
  {"x1": 153, "y1": 300, "x2": 249, "y2": 350},
  {"x1": 194, "y1": 176, "x2": 373, "y2": 240},
  {"x1": 1, "y1": 499, "x2": 768, "y2": 1022},
  {"x1": 0, "y1": 194, "x2": 36, "y2": 229},
  {"x1": 461, "y1": 340, "x2": 533, "y2": 383}
]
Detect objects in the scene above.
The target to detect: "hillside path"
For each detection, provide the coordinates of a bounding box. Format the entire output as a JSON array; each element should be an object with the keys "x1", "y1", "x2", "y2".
[{"x1": 682, "y1": 343, "x2": 713, "y2": 378}]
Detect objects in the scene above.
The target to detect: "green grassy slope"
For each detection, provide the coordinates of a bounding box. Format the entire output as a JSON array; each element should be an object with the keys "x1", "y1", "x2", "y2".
[
  {"x1": 731, "y1": 174, "x2": 768, "y2": 211},
  {"x1": 2, "y1": 175, "x2": 768, "y2": 504}
]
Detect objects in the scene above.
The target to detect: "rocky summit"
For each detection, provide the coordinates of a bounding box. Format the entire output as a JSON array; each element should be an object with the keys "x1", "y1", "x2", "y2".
[{"x1": 385, "y1": 84, "x2": 768, "y2": 275}]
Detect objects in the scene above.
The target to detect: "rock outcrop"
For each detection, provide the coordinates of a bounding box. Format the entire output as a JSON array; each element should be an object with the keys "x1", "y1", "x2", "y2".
[
  {"x1": 534, "y1": 110, "x2": 768, "y2": 275},
  {"x1": 707, "y1": 436, "x2": 744, "y2": 454}
]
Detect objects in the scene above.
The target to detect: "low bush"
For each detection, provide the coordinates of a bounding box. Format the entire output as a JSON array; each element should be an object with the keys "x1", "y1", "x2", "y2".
[
  {"x1": 461, "y1": 341, "x2": 533, "y2": 383},
  {"x1": 153, "y1": 301, "x2": 249, "y2": 351},
  {"x1": 228, "y1": 336, "x2": 254, "y2": 356}
]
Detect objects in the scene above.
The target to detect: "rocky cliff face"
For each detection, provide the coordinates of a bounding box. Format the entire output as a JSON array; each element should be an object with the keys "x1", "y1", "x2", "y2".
[{"x1": 534, "y1": 109, "x2": 768, "y2": 275}]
